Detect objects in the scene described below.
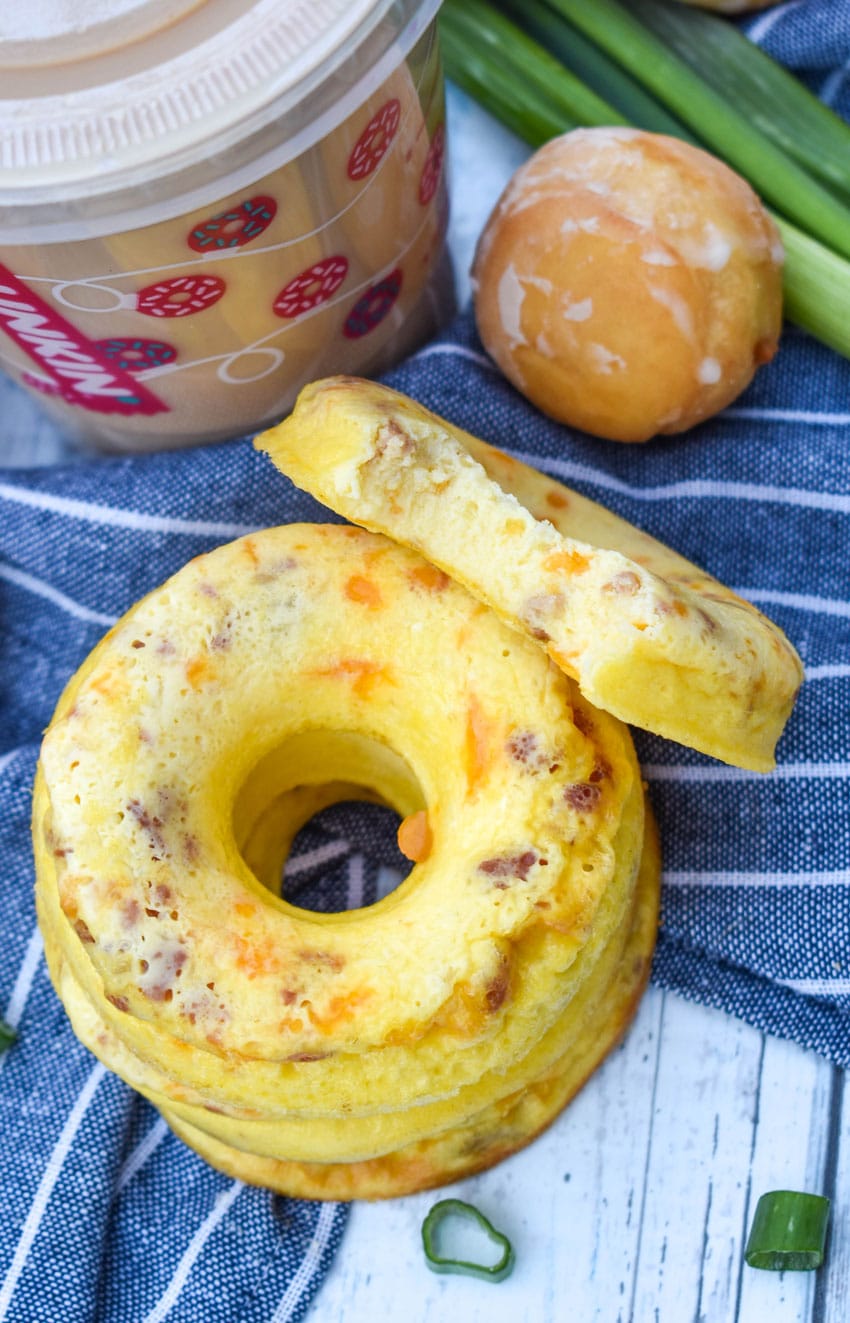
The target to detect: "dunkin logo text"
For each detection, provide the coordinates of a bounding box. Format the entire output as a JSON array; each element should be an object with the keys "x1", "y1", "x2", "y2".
[{"x1": 0, "y1": 265, "x2": 168, "y2": 416}]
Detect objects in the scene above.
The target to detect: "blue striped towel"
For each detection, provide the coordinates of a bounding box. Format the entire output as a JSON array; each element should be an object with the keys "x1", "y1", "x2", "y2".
[{"x1": 3, "y1": 6, "x2": 850, "y2": 1319}]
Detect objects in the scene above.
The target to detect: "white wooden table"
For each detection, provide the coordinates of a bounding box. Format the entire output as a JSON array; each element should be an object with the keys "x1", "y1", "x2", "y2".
[
  {"x1": 3, "y1": 82, "x2": 846, "y2": 1323},
  {"x1": 313, "y1": 989, "x2": 845, "y2": 1323}
]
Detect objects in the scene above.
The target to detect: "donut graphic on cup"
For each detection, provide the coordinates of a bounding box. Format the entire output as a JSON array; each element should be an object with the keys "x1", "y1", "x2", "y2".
[
  {"x1": 136, "y1": 274, "x2": 227, "y2": 319},
  {"x1": 343, "y1": 269, "x2": 403, "y2": 339},
  {"x1": 346, "y1": 100, "x2": 401, "y2": 180},
  {"x1": 187, "y1": 196, "x2": 278, "y2": 252},
  {"x1": 272, "y1": 256, "x2": 350, "y2": 319}
]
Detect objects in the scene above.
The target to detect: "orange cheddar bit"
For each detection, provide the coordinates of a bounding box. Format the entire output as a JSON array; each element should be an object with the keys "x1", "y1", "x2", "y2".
[
  {"x1": 543, "y1": 548, "x2": 590, "y2": 575},
  {"x1": 233, "y1": 935, "x2": 283, "y2": 978},
  {"x1": 464, "y1": 694, "x2": 495, "y2": 795},
  {"x1": 313, "y1": 658, "x2": 392, "y2": 698},
  {"x1": 89, "y1": 672, "x2": 117, "y2": 699},
  {"x1": 185, "y1": 656, "x2": 214, "y2": 689},
  {"x1": 242, "y1": 538, "x2": 260, "y2": 566},
  {"x1": 234, "y1": 901, "x2": 256, "y2": 918},
  {"x1": 397, "y1": 810, "x2": 432, "y2": 863},
  {"x1": 344, "y1": 574, "x2": 383, "y2": 609},
  {"x1": 546, "y1": 646, "x2": 580, "y2": 679},
  {"x1": 431, "y1": 979, "x2": 497, "y2": 1039},
  {"x1": 406, "y1": 563, "x2": 450, "y2": 594},
  {"x1": 308, "y1": 986, "x2": 374, "y2": 1032},
  {"x1": 350, "y1": 665, "x2": 392, "y2": 699},
  {"x1": 363, "y1": 545, "x2": 390, "y2": 568},
  {"x1": 546, "y1": 488, "x2": 569, "y2": 509}
]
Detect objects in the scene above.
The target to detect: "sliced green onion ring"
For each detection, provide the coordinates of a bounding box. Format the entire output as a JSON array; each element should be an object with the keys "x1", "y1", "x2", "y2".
[
  {"x1": 421, "y1": 1198, "x2": 515, "y2": 1282},
  {"x1": 745, "y1": 1190, "x2": 831, "y2": 1271},
  {"x1": 0, "y1": 1019, "x2": 16, "y2": 1052}
]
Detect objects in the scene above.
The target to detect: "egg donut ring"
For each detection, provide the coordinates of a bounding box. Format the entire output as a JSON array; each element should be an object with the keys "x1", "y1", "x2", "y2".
[
  {"x1": 34, "y1": 523, "x2": 658, "y2": 1199},
  {"x1": 257, "y1": 378, "x2": 803, "y2": 771}
]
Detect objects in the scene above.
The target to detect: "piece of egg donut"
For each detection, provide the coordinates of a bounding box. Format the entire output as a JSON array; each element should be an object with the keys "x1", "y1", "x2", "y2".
[
  {"x1": 471, "y1": 128, "x2": 783, "y2": 442},
  {"x1": 257, "y1": 378, "x2": 802, "y2": 772}
]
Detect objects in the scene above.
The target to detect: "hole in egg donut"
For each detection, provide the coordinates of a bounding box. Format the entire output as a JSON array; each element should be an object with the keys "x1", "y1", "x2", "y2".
[
  {"x1": 285, "y1": 798, "x2": 411, "y2": 913},
  {"x1": 233, "y1": 729, "x2": 425, "y2": 914}
]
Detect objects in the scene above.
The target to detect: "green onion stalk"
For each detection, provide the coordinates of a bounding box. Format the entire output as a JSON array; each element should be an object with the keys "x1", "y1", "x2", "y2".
[
  {"x1": 542, "y1": 0, "x2": 850, "y2": 262},
  {"x1": 501, "y1": 0, "x2": 693, "y2": 141},
  {"x1": 630, "y1": 0, "x2": 850, "y2": 204}
]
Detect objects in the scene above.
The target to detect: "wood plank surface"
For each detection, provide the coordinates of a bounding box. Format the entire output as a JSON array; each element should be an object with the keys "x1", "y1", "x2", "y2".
[{"x1": 309, "y1": 989, "x2": 840, "y2": 1322}]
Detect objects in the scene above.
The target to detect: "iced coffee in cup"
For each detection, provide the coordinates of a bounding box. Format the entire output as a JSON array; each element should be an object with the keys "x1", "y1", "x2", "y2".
[{"x1": 0, "y1": 0, "x2": 453, "y2": 453}]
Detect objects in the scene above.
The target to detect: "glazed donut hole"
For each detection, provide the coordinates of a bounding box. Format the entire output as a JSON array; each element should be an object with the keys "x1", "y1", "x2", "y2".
[{"x1": 471, "y1": 127, "x2": 784, "y2": 442}]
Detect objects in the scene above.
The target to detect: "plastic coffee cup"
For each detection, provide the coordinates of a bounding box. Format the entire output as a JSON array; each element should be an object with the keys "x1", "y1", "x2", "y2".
[{"x1": 0, "y1": 0, "x2": 453, "y2": 453}]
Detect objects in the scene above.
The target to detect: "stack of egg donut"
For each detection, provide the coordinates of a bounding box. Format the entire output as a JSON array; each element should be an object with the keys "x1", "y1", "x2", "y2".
[{"x1": 33, "y1": 381, "x2": 801, "y2": 1200}]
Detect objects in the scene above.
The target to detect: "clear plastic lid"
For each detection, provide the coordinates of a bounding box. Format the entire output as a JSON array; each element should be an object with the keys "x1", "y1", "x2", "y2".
[{"x1": 0, "y1": 0, "x2": 441, "y2": 240}]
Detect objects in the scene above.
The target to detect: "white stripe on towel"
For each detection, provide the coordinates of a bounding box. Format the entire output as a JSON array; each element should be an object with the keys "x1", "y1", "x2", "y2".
[
  {"x1": 115, "y1": 1117, "x2": 170, "y2": 1194},
  {"x1": 0, "y1": 750, "x2": 23, "y2": 780},
  {"x1": 270, "y1": 1203, "x2": 339, "y2": 1323},
  {"x1": 664, "y1": 869, "x2": 850, "y2": 889},
  {"x1": 748, "y1": 1, "x2": 803, "y2": 45},
  {"x1": 411, "y1": 342, "x2": 496, "y2": 373},
  {"x1": 346, "y1": 853, "x2": 365, "y2": 910},
  {"x1": 141, "y1": 1180, "x2": 243, "y2": 1323},
  {"x1": 506, "y1": 449, "x2": 850, "y2": 516},
  {"x1": 805, "y1": 664, "x2": 850, "y2": 680},
  {"x1": 0, "y1": 1062, "x2": 106, "y2": 1320},
  {"x1": 0, "y1": 563, "x2": 116, "y2": 627},
  {"x1": 779, "y1": 976, "x2": 850, "y2": 997},
  {"x1": 2, "y1": 926, "x2": 44, "y2": 1034},
  {"x1": 0, "y1": 927, "x2": 45, "y2": 1082},
  {"x1": 723, "y1": 407, "x2": 850, "y2": 426},
  {"x1": 0, "y1": 483, "x2": 257, "y2": 540},
  {"x1": 285, "y1": 840, "x2": 350, "y2": 877},
  {"x1": 742, "y1": 588, "x2": 850, "y2": 619},
  {"x1": 821, "y1": 58, "x2": 850, "y2": 107},
  {"x1": 644, "y1": 761, "x2": 850, "y2": 785}
]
